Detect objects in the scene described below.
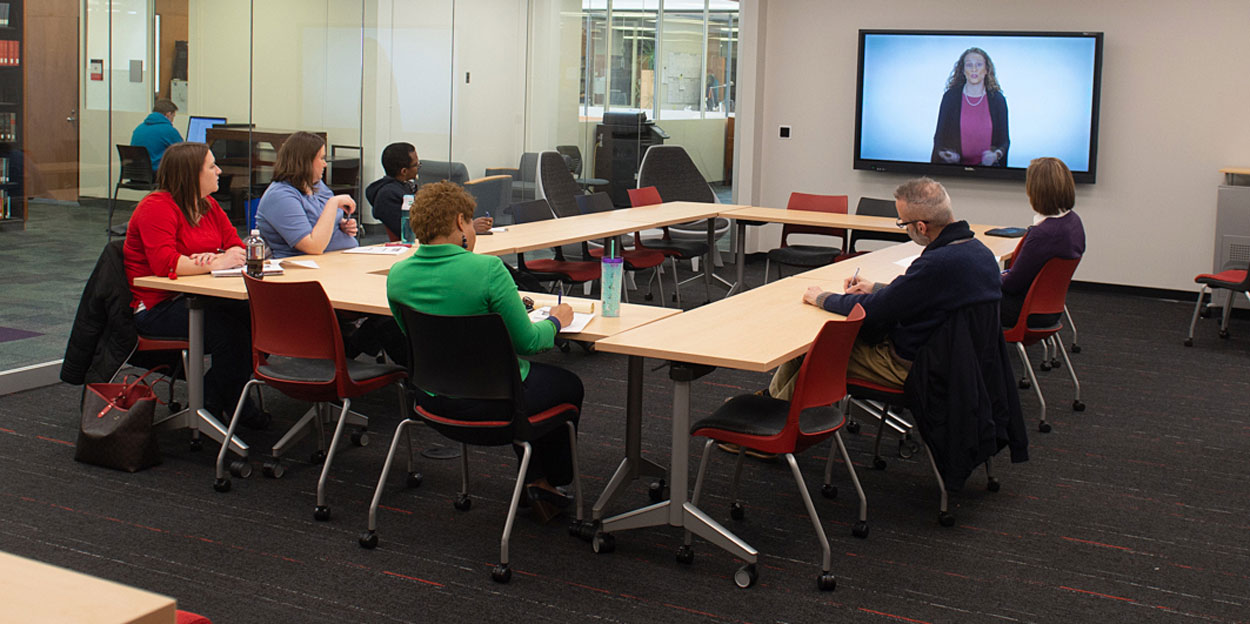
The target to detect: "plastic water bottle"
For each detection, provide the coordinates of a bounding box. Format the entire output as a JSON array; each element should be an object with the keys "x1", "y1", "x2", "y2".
[
  {"x1": 245, "y1": 229, "x2": 266, "y2": 279},
  {"x1": 400, "y1": 194, "x2": 416, "y2": 244},
  {"x1": 601, "y1": 256, "x2": 623, "y2": 318}
]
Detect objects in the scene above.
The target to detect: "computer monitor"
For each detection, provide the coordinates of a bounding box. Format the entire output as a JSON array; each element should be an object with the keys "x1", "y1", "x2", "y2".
[{"x1": 186, "y1": 116, "x2": 227, "y2": 144}]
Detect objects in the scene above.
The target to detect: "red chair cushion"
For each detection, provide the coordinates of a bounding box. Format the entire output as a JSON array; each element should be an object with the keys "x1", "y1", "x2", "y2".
[
  {"x1": 136, "y1": 336, "x2": 189, "y2": 352},
  {"x1": 176, "y1": 611, "x2": 212, "y2": 624},
  {"x1": 1195, "y1": 269, "x2": 1247, "y2": 285},
  {"x1": 525, "y1": 259, "x2": 601, "y2": 282}
]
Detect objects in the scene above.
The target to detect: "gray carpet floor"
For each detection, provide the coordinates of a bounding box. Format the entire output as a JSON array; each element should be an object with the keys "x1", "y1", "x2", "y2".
[{"x1": 2, "y1": 255, "x2": 1249, "y2": 623}]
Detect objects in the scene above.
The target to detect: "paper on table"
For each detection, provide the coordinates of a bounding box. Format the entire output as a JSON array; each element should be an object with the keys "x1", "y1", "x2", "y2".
[
  {"x1": 343, "y1": 245, "x2": 408, "y2": 255},
  {"x1": 211, "y1": 260, "x2": 283, "y2": 277},
  {"x1": 894, "y1": 254, "x2": 920, "y2": 268},
  {"x1": 489, "y1": 227, "x2": 508, "y2": 233},
  {"x1": 281, "y1": 259, "x2": 319, "y2": 269},
  {"x1": 529, "y1": 307, "x2": 595, "y2": 334}
]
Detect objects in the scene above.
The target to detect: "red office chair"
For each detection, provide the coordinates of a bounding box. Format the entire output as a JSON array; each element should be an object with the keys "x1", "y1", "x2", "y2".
[
  {"x1": 627, "y1": 186, "x2": 710, "y2": 307},
  {"x1": 508, "y1": 198, "x2": 601, "y2": 295},
  {"x1": 215, "y1": 275, "x2": 407, "y2": 523},
  {"x1": 686, "y1": 306, "x2": 867, "y2": 591},
  {"x1": 1185, "y1": 265, "x2": 1250, "y2": 346},
  {"x1": 763, "y1": 192, "x2": 848, "y2": 283},
  {"x1": 360, "y1": 307, "x2": 585, "y2": 585},
  {"x1": 575, "y1": 192, "x2": 668, "y2": 304},
  {"x1": 1003, "y1": 257, "x2": 1084, "y2": 433}
]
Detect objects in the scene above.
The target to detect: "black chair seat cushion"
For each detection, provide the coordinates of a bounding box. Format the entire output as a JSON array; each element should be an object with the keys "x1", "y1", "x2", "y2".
[
  {"x1": 258, "y1": 356, "x2": 405, "y2": 385},
  {"x1": 691, "y1": 394, "x2": 844, "y2": 439},
  {"x1": 639, "y1": 237, "x2": 708, "y2": 258},
  {"x1": 767, "y1": 245, "x2": 841, "y2": 267},
  {"x1": 669, "y1": 217, "x2": 730, "y2": 234},
  {"x1": 417, "y1": 402, "x2": 578, "y2": 447},
  {"x1": 524, "y1": 259, "x2": 600, "y2": 282}
]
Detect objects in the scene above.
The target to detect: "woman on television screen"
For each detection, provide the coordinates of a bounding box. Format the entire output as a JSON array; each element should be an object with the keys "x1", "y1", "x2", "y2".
[{"x1": 932, "y1": 47, "x2": 1009, "y2": 167}]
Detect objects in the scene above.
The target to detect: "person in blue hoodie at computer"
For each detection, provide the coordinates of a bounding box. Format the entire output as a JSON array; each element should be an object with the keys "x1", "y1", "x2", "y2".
[{"x1": 130, "y1": 99, "x2": 183, "y2": 173}]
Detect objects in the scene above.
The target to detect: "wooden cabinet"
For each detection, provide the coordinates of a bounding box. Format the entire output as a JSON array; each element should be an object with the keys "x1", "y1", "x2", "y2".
[{"x1": 0, "y1": 0, "x2": 24, "y2": 231}]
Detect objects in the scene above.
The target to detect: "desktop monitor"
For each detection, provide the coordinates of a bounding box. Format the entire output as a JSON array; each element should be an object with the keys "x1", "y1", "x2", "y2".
[{"x1": 186, "y1": 116, "x2": 227, "y2": 144}]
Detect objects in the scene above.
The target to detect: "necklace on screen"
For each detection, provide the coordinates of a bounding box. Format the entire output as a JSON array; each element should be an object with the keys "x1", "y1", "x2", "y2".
[{"x1": 963, "y1": 90, "x2": 985, "y2": 106}]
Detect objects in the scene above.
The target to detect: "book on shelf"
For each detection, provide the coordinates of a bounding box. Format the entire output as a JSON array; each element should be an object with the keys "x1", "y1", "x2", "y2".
[
  {"x1": 0, "y1": 4, "x2": 10, "y2": 29},
  {"x1": 1, "y1": 190, "x2": 9, "y2": 219},
  {"x1": 0, "y1": 157, "x2": 8, "y2": 183}
]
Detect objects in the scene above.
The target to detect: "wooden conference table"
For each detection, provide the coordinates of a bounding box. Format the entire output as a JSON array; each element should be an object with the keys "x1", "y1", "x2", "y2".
[
  {"x1": 592, "y1": 228, "x2": 1020, "y2": 580},
  {"x1": 0, "y1": 551, "x2": 177, "y2": 624}
]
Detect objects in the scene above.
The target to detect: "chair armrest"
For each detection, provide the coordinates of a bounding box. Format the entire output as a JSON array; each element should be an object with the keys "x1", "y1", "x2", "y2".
[{"x1": 486, "y1": 167, "x2": 520, "y2": 181}]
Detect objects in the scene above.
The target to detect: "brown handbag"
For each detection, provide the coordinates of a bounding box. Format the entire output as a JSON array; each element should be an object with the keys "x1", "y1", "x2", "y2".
[{"x1": 74, "y1": 369, "x2": 164, "y2": 472}]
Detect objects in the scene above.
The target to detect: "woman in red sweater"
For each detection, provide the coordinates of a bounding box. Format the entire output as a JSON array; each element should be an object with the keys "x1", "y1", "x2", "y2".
[{"x1": 123, "y1": 142, "x2": 258, "y2": 424}]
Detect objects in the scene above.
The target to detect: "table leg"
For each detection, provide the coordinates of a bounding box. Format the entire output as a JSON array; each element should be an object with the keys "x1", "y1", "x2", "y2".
[
  {"x1": 724, "y1": 220, "x2": 748, "y2": 297},
  {"x1": 592, "y1": 355, "x2": 667, "y2": 521}
]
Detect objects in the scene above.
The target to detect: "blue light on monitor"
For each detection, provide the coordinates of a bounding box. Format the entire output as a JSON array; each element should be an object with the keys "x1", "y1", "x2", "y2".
[{"x1": 186, "y1": 116, "x2": 227, "y2": 144}]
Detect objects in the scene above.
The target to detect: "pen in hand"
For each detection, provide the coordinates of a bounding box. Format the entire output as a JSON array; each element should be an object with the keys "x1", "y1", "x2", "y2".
[{"x1": 850, "y1": 267, "x2": 860, "y2": 286}]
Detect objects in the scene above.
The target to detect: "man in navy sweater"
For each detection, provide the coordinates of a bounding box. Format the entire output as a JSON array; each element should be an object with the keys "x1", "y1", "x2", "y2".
[{"x1": 770, "y1": 177, "x2": 1003, "y2": 399}]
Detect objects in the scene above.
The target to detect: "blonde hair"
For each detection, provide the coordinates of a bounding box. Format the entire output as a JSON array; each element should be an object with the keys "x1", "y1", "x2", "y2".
[{"x1": 411, "y1": 181, "x2": 476, "y2": 243}]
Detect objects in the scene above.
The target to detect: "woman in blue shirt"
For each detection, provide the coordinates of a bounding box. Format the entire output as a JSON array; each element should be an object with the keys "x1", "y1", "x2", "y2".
[{"x1": 255, "y1": 131, "x2": 358, "y2": 258}]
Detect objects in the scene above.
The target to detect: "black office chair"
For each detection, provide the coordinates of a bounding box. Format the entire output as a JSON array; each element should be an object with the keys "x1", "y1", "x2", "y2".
[
  {"x1": 536, "y1": 150, "x2": 585, "y2": 219},
  {"x1": 359, "y1": 307, "x2": 585, "y2": 584},
  {"x1": 844, "y1": 197, "x2": 909, "y2": 258},
  {"x1": 108, "y1": 145, "x2": 160, "y2": 238}
]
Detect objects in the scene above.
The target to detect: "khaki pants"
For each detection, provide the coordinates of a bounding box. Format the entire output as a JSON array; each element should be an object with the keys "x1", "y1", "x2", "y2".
[{"x1": 768, "y1": 338, "x2": 911, "y2": 401}]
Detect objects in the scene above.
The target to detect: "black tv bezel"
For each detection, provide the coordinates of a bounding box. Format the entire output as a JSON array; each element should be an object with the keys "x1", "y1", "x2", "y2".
[{"x1": 853, "y1": 29, "x2": 1104, "y2": 184}]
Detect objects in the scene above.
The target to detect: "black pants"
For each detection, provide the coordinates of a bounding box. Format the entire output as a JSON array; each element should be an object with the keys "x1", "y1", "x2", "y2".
[
  {"x1": 133, "y1": 296, "x2": 253, "y2": 412},
  {"x1": 419, "y1": 361, "x2": 584, "y2": 486}
]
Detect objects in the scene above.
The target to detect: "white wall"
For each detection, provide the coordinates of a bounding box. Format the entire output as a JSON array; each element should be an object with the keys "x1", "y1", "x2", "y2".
[
  {"x1": 81, "y1": 0, "x2": 154, "y2": 197},
  {"x1": 738, "y1": 0, "x2": 1250, "y2": 291}
]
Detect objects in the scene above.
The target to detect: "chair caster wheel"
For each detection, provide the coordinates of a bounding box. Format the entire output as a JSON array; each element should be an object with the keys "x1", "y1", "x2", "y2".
[
  {"x1": 1183, "y1": 338, "x2": 1194, "y2": 347},
  {"x1": 351, "y1": 429, "x2": 369, "y2": 447},
  {"x1": 262, "y1": 460, "x2": 285, "y2": 479},
  {"x1": 454, "y1": 494, "x2": 472, "y2": 511},
  {"x1": 570, "y1": 519, "x2": 597, "y2": 542},
  {"x1": 358, "y1": 531, "x2": 378, "y2": 549},
  {"x1": 644, "y1": 293, "x2": 653, "y2": 301},
  {"x1": 314, "y1": 505, "x2": 331, "y2": 521},
  {"x1": 1200, "y1": 306, "x2": 1212, "y2": 319},
  {"x1": 676, "y1": 544, "x2": 694, "y2": 565},
  {"x1": 1071, "y1": 344, "x2": 1081, "y2": 353},
  {"x1": 734, "y1": 563, "x2": 758, "y2": 588},
  {"x1": 213, "y1": 478, "x2": 231, "y2": 493},
  {"x1": 1219, "y1": 329, "x2": 1230, "y2": 339},
  {"x1": 648, "y1": 479, "x2": 667, "y2": 503},
  {"x1": 729, "y1": 502, "x2": 745, "y2": 520},
  {"x1": 169, "y1": 401, "x2": 182, "y2": 413},
  {"x1": 817, "y1": 572, "x2": 837, "y2": 591},
  {"x1": 491, "y1": 563, "x2": 511, "y2": 584},
  {"x1": 1018, "y1": 378, "x2": 1031, "y2": 389},
  {"x1": 938, "y1": 511, "x2": 955, "y2": 527},
  {"x1": 229, "y1": 460, "x2": 252, "y2": 478},
  {"x1": 189, "y1": 438, "x2": 203, "y2": 452},
  {"x1": 592, "y1": 532, "x2": 615, "y2": 554},
  {"x1": 898, "y1": 438, "x2": 919, "y2": 459},
  {"x1": 872, "y1": 457, "x2": 887, "y2": 471},
  {"x1": 1040, "y1": 362, "x2": 1052, "y2": 372},
  {"x1": 852, "y1": 521, "x2": 869, "y2": 539},
  {"x1": 1073, "y1": 400, "x2": 1086, "y2": 412},
  {"x1": 987, "y1": 478, "x2": 1001, "y2": 493},
  {"x1": 821, "y1": 484, "x2": 837, "y2": 500},
  {"x1": 310, "y1": 450, "x2": 327, "y2": 464},
  {"x1": 846, "y1": 420, "x2": 861, "y2": 434},
  {"x1": 1039, "y1": 421, "x2": 1052, "y2": 433},
  {"x1": 406, "y1": 472, "x2": 423, "y2": 488}
]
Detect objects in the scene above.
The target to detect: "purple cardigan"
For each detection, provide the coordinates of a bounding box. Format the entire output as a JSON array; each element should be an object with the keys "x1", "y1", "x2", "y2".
[{"x1": 1001, "y1": 210, "x2": 1085, "y2": 296}]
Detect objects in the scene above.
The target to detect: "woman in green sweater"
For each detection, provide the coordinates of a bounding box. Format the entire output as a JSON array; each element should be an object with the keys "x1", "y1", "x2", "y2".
[{"x1": 387, "y1": 181, "x2": 580, "y2": 513}]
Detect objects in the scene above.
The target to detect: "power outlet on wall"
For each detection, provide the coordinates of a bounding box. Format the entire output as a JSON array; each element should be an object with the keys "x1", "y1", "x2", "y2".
[{"x1": 779, "y1": 125, "x2": 791, "y2": 139}]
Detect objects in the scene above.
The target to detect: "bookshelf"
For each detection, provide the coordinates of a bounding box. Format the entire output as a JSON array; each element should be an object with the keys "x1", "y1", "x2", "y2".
[{"x1": 0, "y1": 0, "x2": 23, "y2": 231}]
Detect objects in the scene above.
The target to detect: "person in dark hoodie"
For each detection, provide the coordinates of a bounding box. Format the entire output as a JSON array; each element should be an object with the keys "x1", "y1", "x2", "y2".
[
  {"x1": 130, "y1": 99, "x2": 183, "y2": 173},
  {"x1": 365, "y1": 142, "x2": 491, "y2": 239}
]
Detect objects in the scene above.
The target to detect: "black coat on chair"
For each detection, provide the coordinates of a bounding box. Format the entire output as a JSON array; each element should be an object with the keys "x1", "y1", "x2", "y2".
[{"x1": 904, "y1": 301, "x2": 1027, "y2": 491}]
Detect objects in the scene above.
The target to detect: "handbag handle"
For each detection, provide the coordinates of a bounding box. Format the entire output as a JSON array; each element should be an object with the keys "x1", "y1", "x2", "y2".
[{"x1": 97, "y1": 366, "x2": 168, "y2": 419}]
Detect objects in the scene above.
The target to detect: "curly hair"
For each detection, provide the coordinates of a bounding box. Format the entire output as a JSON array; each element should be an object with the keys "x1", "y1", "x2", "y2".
[
  {"x1": 944, "y1": 47, "x2": 1002, "y2": 95},
  {"x1": 411, "y1": 180, "x2": 476, "y2": 244}
]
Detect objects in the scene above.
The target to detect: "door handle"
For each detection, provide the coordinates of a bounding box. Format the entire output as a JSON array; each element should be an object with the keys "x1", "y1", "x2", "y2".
[{"x1": 66, "y1": 109, "x2": 78, "y2": 126}]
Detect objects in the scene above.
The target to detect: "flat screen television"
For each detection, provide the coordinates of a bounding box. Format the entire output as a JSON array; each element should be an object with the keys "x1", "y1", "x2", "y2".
[{"x1": 854, "y1": 30, "x2": 1103, "y2": 183}]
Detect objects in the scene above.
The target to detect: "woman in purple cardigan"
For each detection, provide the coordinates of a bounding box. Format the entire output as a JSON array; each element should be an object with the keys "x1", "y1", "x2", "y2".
[{"x1": 1000, "y1": 157, "x2": 1085, "y2": 327}]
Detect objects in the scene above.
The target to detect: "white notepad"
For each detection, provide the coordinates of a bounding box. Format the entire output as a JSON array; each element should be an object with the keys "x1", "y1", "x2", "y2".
[
  {"x1": 529, "y1": 307, "x2": 595, "y2": 334},
  {"x1": 211, "y1": 260, "x2": 283, "y2": 277},
  {"x1": 343, "y1": 245, "x2": 408, "y2": 255}
]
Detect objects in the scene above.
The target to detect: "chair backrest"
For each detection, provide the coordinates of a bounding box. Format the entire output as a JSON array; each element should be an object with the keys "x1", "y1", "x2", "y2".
[
  {"x1": 628, "y1": 186, "x2": 663, "y2": 207},
  {"x1": 788, "y1": 305, "x2": 866, "y2": 445},
  {"x1": 536, "y1": 150, "x2": 584, "y2": 218},
  {"x1": 417, "y1": 160, "x2": 470, "y2": 187},
  {"x1": 636, "y1": 145, "x2": 715, "y2": 203},
  {"x1": 782, "y1": 192, "x2": 849, "y2": 248},
  {"x1": 508, "y1": 198, "x2": 556, "y2": 225},
  {"x1": 1004, "y1": 257, "x2": 1081, "y2": 339},
  {"x1": 398, "y1": 307, "x2": 522, "y2": 403},
  {"x1": 464, "y1": 174, "x2": 513, "y2": 220},
  {"x1": 556, "y1": 145, "x2": 583, "y2": 176},
  {"x1": 117, "y1": 145, "x2": 156, "y2": 184},
  {"x1": 242, "y1": 275, "x2": 348, "y2": 389},
  {"x1": 850, "y1": 196, "x2": 908, "y2": 251},
  {"x1": 575, "y1": 192, "x2": 615, "y2": 215},
  {"x1": 518, "y1": 152, "x2": 540, "y2": 183}
]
